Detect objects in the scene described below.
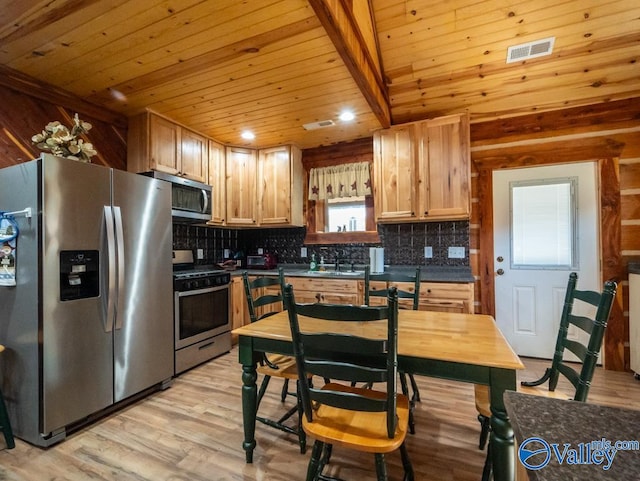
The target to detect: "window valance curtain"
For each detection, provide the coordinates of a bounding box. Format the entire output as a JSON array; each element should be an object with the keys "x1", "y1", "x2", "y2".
[{"x1": 308, "y1": 162, "x2": 371, "y2": 201}]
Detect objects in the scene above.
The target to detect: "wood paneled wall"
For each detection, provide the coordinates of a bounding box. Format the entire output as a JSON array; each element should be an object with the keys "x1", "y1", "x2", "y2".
[
  {"x1": 469, "y1": 97, "x2": 640, "y2": 371},
  {"x1": 0, "y1": 66, "x2": 127, "y2": 170}
]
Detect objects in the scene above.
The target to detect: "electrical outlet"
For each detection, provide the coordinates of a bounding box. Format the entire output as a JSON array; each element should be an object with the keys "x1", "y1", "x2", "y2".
[
  {"x1": 448, "y1": 246, "x2": 465, "y2": 259},
  {"x1": 424, "y1": 246, "x2": 433, "y2": 258},
  {"x1": 301, "y1": 247, "x2": 308, "y2": 258},
  {"x1": 257, "y1": 247, "x2": 264, "y2": 255},
  {"x1": 196, "y1": 248, "x2": 204, "y2": 260}
]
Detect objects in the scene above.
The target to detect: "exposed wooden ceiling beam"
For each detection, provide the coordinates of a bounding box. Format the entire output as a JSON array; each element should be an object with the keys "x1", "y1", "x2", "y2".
[{"x1": 309, "y1": 0, "x2": 390, "y2": 128}]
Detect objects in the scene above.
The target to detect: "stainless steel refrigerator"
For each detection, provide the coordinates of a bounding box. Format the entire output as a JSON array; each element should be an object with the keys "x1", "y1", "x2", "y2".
[{"x1": 0, "y1": 154, "x2": 174, "y2": 447}]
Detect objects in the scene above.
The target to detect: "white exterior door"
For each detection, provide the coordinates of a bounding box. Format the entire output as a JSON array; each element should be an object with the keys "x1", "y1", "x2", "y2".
[{"x1": 493, "y1": 163, "x2": 599, "y2": 358}]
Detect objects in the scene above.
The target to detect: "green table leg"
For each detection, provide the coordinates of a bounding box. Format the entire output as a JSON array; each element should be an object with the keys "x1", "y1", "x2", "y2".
[
  {"x1": 241, "y1": 363, "x2": 257, "y2": 463},
  {"x1": 239, "y1": 337, "x2": 258, "y2": 463},
  {"x1": 490, "y1": 368, "x2": 516, "y2": 481}
]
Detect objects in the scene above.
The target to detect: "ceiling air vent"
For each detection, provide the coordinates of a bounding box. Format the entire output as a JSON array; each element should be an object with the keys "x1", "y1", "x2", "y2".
[
  {"x1": 506, "y1": 37, "x2": 555, "y2": 63},
  {"x1": 303, "y1": 119, "x2": 335, "y2": 130}
]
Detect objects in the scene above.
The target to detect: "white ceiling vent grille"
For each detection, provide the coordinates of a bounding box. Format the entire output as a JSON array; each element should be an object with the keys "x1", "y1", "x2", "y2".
[
  {"x1": 506, "y1": 37, "x2": 555, "y2": 63},
  {"x1": 303, "y1": 119, "x2": 335, "y2": 130}
]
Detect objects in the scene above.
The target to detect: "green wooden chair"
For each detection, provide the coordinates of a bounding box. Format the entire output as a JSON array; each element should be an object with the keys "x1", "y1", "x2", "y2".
[
  {"x1": 0, "y1": 344, "x2": 15, "y2": 449},
  {"x1": 364, "y1": 264, "x2": 421, "y2": 434},
  {"x1": 284, "y1": 284, "x2": 414, "y2": 481},
  {"x1": 242, "y1": 268, "x2": 306, "y2": 454},
  {"x1": 475, "y1": 272, "x2": 618, "y2": 481}
]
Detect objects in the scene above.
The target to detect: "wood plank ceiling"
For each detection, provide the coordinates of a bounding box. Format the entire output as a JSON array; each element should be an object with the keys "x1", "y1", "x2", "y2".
[{"x1": 0, "y1": 0, "x2": 638, "y2": 149}]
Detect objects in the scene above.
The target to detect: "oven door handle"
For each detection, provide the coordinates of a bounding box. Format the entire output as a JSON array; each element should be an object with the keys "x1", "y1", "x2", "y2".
[{"x1": 176, "y1": 284, "x2": 229, "y2": 297}]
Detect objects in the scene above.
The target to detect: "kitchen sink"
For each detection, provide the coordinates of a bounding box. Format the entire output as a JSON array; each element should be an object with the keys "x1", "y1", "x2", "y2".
[{"x1": 304, "y1": 270, "x2": 364, "y2": 277}]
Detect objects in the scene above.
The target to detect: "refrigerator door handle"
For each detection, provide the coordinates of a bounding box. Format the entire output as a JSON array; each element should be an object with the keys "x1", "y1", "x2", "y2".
[
  {"x1": 113, "y1": 206, "x2": 126, "y2": 330},
  {"x1": 104, "y1": 206, "x2": 116, "y2": 333}
]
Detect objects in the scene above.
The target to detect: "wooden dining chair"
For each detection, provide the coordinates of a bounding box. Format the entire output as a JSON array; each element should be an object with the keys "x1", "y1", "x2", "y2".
[
  {"x1": 364, "y1": 264, "x2": 421, "y2": 434},
  {"x1": 284, "y1": 284, "x2": 414, "y2": 481},
  {"x1": 0, "y1": 344, "x2": 15, "y2": 449},
  {"x1": 242, "y1": 269, "x2": 306, "y2": 454},
  {"x1": 475, "y1": 272, "x2": 617, "y2": 481}
]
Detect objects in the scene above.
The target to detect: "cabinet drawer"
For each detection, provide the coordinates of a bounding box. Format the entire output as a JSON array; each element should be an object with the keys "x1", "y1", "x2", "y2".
[
  {"x1": 286, "y1": 277, "x2": 358, "y2": 293},
  {"x1": 420, "y1": 282, "x2": 473, "y2": 300}
]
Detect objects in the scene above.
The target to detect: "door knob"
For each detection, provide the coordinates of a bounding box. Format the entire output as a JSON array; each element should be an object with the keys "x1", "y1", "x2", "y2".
[
  {"x1": 497, "y1": 256, "x2": 504, "y2": 262},
  {"x1": 496, "y1": 268, "x2": 504, "y2": 275}
]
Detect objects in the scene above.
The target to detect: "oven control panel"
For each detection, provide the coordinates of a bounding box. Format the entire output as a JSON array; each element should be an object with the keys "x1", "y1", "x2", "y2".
[{"x1": 173, "y1": 272, "x2": 230, "y2": 291}]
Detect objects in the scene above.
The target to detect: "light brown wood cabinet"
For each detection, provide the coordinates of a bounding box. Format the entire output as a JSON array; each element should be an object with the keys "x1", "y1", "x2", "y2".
[
  {"x1": 286, "y1": 277, "x2": 360, "y2": 305},
  {"x1": 208, "y1": 140, "x2": 226, "y2": 226},
  {"x1": 225, "y1": 144, "x2": 303, "y2": 227},
  {"x1": 226, "y1": 146, "x2": 258, "y2": 226},
  {"x1": 258, "y1": 145, "x2": 304, "y2": 226},
  {"x1": 127, "y1": 111, "x2": 208, "y2": 183},
  {"x1": 418, "y1": 281, "x2": 474, "y2": 313},
  {"x1": 362, "y1": 279, "x2": 474, "y2": 313},
  {"x1": 373, "y1": 113, "x2": 470, "y2": 222},
  {"x1": 180, "y1": 128, "x2": 208, "y2": 183},
  {"x1": 230, "y1": 276, "x2": 249, "y2": 344}
]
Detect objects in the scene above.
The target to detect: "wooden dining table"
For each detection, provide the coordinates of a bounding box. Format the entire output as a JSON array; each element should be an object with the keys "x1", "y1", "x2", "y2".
[{"x1": 233, "y1": 308, "x2": 525, "y2": 481}]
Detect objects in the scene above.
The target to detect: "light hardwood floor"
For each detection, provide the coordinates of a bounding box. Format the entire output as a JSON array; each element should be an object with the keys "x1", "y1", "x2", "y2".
[{"x1": 1, "y1": 347, "x2": 639, "y2": 481}]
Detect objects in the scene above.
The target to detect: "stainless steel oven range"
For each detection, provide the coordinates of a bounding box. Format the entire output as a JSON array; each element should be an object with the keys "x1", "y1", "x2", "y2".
[{"x1": 173, "y1": 250, "x2": 231, "y2": 374}]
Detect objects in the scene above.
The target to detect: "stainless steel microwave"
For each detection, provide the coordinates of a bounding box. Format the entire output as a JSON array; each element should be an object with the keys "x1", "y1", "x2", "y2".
[{"x1": 141, "y1": 171, "x2": 212, "y2": 222}]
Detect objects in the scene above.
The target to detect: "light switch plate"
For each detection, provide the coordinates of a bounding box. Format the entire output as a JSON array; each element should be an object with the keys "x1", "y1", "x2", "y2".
[
  {"x1": 224, "y1": 248, "x2": 230, "y2": 259},
  {"x1": 424, "y1": 246, "x2": 433, "y2": 258},
  {"x1": 448, "y1": 246, "x2": 465, "y2": 258},
  {"x1": 301, "y1": 247, "x2": 308, "y2": 258},
  {"x1": 257, "y1": 247, "x2": 264, "y2": 255},
  {"x1": 196, "y1": 248, "x2": 204, "y2": 259}
]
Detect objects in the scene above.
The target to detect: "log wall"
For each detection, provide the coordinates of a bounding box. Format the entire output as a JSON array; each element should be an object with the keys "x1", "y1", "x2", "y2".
[
  {"x1": 0, "y1": 67, "x2": 127, "y2": 170},
  {"x1": 470, "y1": 97, "x2": 640, "y2": 371}
]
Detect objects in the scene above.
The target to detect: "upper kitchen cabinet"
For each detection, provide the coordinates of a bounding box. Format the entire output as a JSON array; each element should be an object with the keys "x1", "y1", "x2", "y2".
[
  {"x1": 373, "y1": 124, "x2": 419, "y2": 221},
  {"x1": 258, "y1": 145, "x2": 303, "y2": 227},
  {"x1": 180, "y1": 128, "x2": 208, "y2": 183},
  {"x1": 226, "y1": 146, "x2": 257, "y2": 226},
  {"x1": 208, "y1": 140, "x2": 226, "y2": 226},
  {"x1": 373, "y1": 113, "x2": 470, "y2": 222},
  {"x1": 127, "y1": 111, "x2": 208, "y2": 183},
  {"x1": 417, "y1": 114, "x2": 470, "y2": 219}
]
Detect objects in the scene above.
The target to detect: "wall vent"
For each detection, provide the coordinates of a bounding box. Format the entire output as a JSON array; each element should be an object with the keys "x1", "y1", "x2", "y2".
[
  {"x1": 506, "y1": 37, "x2": 555, "y2": 63},
  {"x1": 303, "y1": 119, "x2": 335, "y2": 130}
]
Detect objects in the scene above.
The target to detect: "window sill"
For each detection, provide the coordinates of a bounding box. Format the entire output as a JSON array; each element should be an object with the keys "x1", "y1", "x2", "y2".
[{"x1": 303, "y1": 231, "x2": 381, "y2": 245}]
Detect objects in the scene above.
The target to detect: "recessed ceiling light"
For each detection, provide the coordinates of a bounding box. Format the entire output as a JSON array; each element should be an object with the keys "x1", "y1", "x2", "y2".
[
  {"x1": 241, "y1": 130, "x2": 255, "y2": 140},
  {"x1": 339, "y1": 111, "x2": 355, "y2": 122}
]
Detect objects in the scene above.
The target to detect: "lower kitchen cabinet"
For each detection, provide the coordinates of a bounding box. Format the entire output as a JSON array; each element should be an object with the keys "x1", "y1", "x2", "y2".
[
  {"x1": 231, "y1": 274, "x2": 473, "y2": 346},
  {"x1": 284, "y1": 277, "x2": 361, "y2": 305},
  {"x1": 419, "y1": 281, "x2": 474, "y2": 313},
  {"x1": 363, "y1": 279, "x2": 474, "y2": 313},
  {"x1": 231, "y1": 276, "x2": 249, "y2": 344}
]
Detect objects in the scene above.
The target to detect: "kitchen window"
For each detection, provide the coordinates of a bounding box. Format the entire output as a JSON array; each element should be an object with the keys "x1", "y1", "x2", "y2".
[{"x1": 302, "y1": 138, "x2": 379, "y2": 244}]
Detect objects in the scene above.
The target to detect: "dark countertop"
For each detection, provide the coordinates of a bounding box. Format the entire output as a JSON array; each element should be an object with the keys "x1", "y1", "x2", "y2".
[
  {"x1": 232, "y1": 264, "x2": 474, "y2": 283},
  {"x1": 504, "y1": 391, "x2": 640, "y2": 480}
]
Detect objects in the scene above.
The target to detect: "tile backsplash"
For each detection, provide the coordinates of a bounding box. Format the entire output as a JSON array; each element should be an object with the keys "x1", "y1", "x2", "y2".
[{"x1": 173, "y1": 221, "x2": 469, "y2": 267}]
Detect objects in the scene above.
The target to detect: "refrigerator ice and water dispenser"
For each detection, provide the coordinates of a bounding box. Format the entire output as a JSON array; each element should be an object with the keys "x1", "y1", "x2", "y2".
[{"x1": 59, "y1": 250, "x2": 99, "y2": 301}]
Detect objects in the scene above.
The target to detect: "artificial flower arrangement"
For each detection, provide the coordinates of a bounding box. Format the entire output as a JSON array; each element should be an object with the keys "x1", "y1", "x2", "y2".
[{"x1": 32, "y1": 113, "x2": 97, "y2": 162}]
